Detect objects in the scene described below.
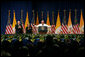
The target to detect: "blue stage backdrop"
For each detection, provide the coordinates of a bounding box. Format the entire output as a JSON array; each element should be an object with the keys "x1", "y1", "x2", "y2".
[{"x1": 1, "y1": 1, "x2": 84, "y2": 34}]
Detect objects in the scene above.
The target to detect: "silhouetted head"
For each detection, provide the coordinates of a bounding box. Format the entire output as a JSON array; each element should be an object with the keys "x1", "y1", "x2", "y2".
[
  {"x1": 17, "y1": 21, "x2": 20, "y2": 25},
  {"x1": 41, "y1": 20, "x2": 44, "y2": 25}
]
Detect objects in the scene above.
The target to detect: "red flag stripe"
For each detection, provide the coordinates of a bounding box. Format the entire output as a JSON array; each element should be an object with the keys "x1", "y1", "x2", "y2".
[
  {"x1": 51, "y1": 25, "x2": 55, "y2": 34},
  {"x1": 9, "y1": 24, "x2": 13, "y2": 34},
  {"x1": 5, "y1": 26, "x2": 8, "y2": 34},
  {"x1": 61, "y1": 24, "x2": 68, "y2": 34},
  {"x1": 61, "y1": 25, "x2": 65, "y2": 34},
  {"x1": 31, "y1": 24, "x2": 37, "y2": 34},
  {"x1": 8, "y1": 25, "x2": 12, "y2": 34},
  {"x1": 9, "y1": 25, "x2": 12, "y2": 34},
  {"x1": 5, "y1": 24, "x2": 13, "y2": 34},
  {"x1": 61, "y1": 25, "x2": 64, "y2": 34},
  {"x1": 8, "y1": 25, "x2": 11, "y2": 34},
  {"x1": 73, "y1": 24, "x2": 80, "y2": 34},
  {"x1": 6, "y1": 26, "x2": 9, "y2": 34},
  {"x1": 22, "y1": 23, "x2": 26, "y2": 33}
]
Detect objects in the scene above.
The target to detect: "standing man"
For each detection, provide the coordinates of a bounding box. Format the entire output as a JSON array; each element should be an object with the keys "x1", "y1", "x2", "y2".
[
  {"x1": 15, "y1": 21, "x2": 23, "y2": 34},
  {"x1": 36, "y1": 20, "x2": 51, "y2": 34}
]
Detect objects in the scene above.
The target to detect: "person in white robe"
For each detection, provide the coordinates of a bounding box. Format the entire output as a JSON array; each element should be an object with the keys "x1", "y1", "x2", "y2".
[{"x1": 36, "y1": 20, "x2": 51, "y2": 34}]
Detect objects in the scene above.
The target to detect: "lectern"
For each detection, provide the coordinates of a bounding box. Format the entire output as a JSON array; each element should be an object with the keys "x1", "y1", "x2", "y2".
[{"x1": 38, "y1": 26, "x2": 48, "y2": 34}]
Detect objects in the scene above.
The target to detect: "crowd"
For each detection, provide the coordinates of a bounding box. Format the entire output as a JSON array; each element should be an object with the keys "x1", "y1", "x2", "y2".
[{"x1": 1, "y1": 35, "x2": 84, "y2": 56}]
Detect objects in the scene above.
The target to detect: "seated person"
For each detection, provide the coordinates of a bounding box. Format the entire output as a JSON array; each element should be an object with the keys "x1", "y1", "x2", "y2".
[
  {"x1": 15, "y1": 21, "x2": 23, "y2": 34},
  {"x1": 26, "y1": 24, "x2": 32, "y2": 34}
]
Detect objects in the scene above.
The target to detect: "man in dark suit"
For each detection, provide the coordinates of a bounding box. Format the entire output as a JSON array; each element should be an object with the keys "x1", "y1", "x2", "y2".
[
  {"x1": 15, "y1": 21, "x2": 23, "y2": 34},
  {"x1": 26, "y1": 24, "x2": 32, "y2": 34}
]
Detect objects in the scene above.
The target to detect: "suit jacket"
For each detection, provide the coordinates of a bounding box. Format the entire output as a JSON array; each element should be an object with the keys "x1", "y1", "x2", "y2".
[
  {"x1": 26, "y1": 27, "x2": 32, "y2": 34},
  {"x1": 15, "y1": 24, "x2": 23, "y2": 34}
]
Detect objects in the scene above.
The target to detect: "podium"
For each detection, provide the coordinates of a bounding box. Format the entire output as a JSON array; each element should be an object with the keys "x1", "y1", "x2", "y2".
[{"x1": 38, "y1": 26, "x2": 48, "y2": 34}]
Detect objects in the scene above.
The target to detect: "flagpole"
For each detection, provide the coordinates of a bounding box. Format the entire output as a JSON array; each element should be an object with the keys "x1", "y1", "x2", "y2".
[
  {"x1": 52, "y1": 11, "x2": 54, "y2": 25},
  {"x1": 32, "y1": 10, "x2": 35, "y2": 24},
  {"x1": 36, "y1": 11, "x2": 39, "y2": 25},
  {"x1": 75, "y1": 9, "x2": 77, "y2": 19},
  {"x1": 63, "y1": 9, "x2": 66, "y2": 25},
  {"x1": 41, "y1": 11, "x2": 43, "y2": 20},
  {"x1": 47, "y1": 11, "x2": 49, "y2": 25},
  {"x1": 64, "y1": 9, "x2": 66, "y2": 18},
  {"x1": 21, "y1": 9, "x2": 26, "y2": 33},
  {"x1": 74, "y1": 9, "x2": 77, "y2": 25},
  {"x1": 8, "y1": 10, "x2": 10, "y2": 25},
  {"x1": 21, "y1": 9, "x2": 23, "y2": 23}
]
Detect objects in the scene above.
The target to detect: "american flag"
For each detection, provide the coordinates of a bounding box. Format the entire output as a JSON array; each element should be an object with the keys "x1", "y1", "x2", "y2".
[
  {"x1": 22, "y1": 23, "x2": 26, "y2": 33},
  {"x1": 61, "y1": 24, "x2": 68, "y2": 34},
  {"x1": 51, "y1": 25, "x2": 55, "y2": 34},
  {"x1": 73, "y1": 24, "x2": 80, "y2": 34},
  {"x1": 5, "y1": 24, "x2": 13, "y2": 34},
  {"x1": 31, "y1": 24, "x2": 37, "y2": 34}
]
